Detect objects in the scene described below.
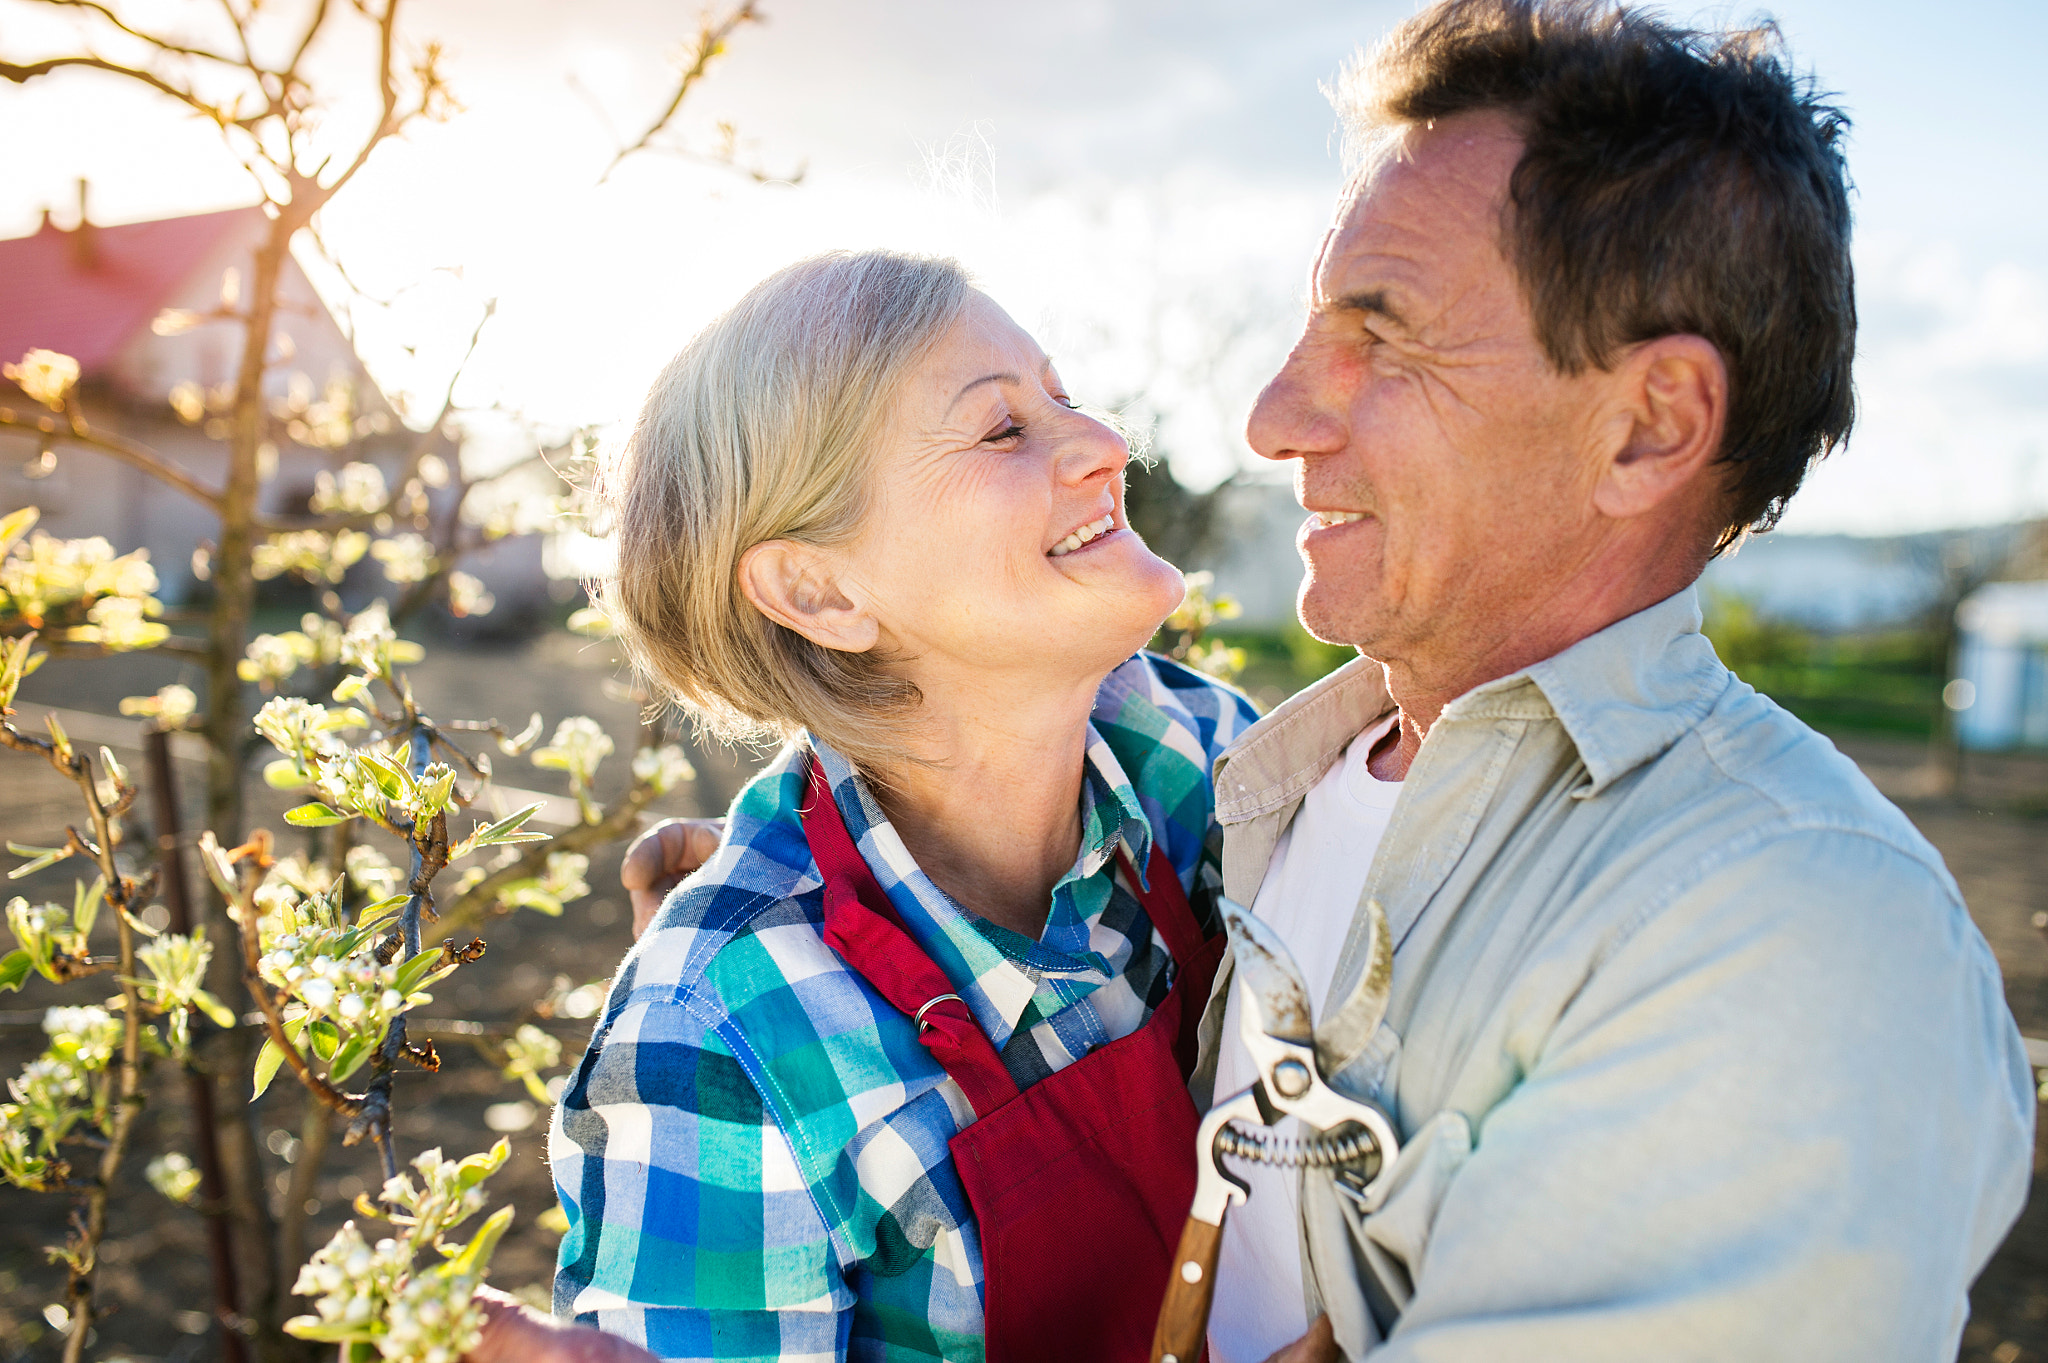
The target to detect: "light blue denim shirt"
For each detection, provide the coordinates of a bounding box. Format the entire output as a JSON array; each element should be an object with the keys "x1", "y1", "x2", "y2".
[{"x1": 1197, "y1": 586, "x2": 2034, "y2": 1361}]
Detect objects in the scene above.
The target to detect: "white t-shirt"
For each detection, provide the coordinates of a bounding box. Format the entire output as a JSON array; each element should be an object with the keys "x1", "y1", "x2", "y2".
[{"x1": 1207, "y1": 713, "x2": 1402, "y2": 1363}]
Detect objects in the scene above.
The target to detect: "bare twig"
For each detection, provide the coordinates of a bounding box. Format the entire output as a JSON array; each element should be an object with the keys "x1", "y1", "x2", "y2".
[
  {"x1": 0, "y1": 53, "x2": 226, "y2": 124},
  {"x1": 33, "y1": 0, "x2": 243, "y2": 66},
  {"x1": 0, "y1": 405, "x2": 223, "y2": 511},
  {"x1": 601, "y1": 0, "x2": 762, "y2": 182}
]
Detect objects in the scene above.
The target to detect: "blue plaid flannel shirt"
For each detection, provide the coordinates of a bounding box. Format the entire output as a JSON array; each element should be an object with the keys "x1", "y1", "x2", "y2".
[{"x1": 549, "y1": 652, "x2": 1258, "y2": 1361}]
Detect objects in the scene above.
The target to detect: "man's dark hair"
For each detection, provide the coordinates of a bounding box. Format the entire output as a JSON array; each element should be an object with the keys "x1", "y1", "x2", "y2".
[{"x1": 1339, "y1": 0, "x2": 1855, "y2": 549}]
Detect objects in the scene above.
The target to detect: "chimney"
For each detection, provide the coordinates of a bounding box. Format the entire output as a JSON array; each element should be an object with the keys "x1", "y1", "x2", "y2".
[{"x1": 70, "y1": 178, "x2": 96, "y2": 270}]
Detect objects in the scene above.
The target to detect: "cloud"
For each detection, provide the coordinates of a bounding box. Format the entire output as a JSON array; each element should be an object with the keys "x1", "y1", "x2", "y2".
[{"x1": 1783, "y1": 235, "x2": 2048, "y2": 533}]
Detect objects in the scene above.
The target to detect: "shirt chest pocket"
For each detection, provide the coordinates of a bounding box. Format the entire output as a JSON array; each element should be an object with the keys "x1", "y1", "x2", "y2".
[{"x1": 1301, "y1": 1025, "x2": 1474, "y2": 1356}]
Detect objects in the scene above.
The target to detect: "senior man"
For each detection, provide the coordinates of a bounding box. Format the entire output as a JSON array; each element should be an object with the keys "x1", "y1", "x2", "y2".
[{"x1": 1197, "y1": 2, "x2": 2033, "y2": 1361}]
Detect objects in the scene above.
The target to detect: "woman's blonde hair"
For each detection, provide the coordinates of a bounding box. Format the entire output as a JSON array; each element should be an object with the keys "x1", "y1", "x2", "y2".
[{"x1": 599, "y1": 250, "x2": 974, "y2": 771}]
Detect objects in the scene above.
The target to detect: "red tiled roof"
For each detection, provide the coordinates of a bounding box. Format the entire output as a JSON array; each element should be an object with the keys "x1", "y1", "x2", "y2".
[{"x1": 0, "y1": 206, "x2": 265, "y2": 376}]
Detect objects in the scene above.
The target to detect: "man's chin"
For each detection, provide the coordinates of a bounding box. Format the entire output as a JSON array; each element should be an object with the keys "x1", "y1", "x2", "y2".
[{"x1": 1296, "y1": 582, "x2": 1381, "y2": 654}]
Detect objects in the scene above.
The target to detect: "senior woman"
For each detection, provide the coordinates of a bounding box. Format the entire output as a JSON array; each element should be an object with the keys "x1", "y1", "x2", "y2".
[{"x1": 499, "y1": 251, "x2": 1259, "y2": 1363}]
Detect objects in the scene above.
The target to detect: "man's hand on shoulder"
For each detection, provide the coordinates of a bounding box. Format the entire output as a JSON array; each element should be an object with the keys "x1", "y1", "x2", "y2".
[
  {"x1": 465, "y1": 1286, "x2": 657, "y2": 1363},
  {"x1": 621, "y1": 818, "x2": 723, "y2": 937}
]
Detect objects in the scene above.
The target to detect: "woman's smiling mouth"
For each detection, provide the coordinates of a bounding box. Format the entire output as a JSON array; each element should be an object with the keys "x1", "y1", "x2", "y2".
[{"x1": 1049, "y1": 513, "x2": 1116, "y2": 557}]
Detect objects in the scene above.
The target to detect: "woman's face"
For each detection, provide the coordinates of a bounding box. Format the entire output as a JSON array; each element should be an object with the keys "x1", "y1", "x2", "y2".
[{"x1": 837, "y1": 291, "x2": 1185, "y2": 693}]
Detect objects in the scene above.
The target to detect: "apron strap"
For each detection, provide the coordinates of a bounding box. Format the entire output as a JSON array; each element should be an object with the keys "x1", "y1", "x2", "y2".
[{"x1": 804, "y1": 756, "x2": 1021, "y2": 1117}]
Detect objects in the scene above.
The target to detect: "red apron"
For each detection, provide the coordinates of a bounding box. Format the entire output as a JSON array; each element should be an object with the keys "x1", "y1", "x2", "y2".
[{"x1": 801, "y1": 757, "x2": 1222, "y2": 1363}]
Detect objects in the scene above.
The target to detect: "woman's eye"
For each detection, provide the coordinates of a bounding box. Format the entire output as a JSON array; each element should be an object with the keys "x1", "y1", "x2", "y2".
[
  {"x1": 1052, "y1": 395, "x2": 1080, "y2": 410},
  {"x1": 984, "y1": 422, "x2": 1025, "y2": 443}
]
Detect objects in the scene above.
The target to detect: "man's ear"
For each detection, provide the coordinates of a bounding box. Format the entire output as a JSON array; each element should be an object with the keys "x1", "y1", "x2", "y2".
[
  {"x1": 737, "y1": 540, "x2": 880, "y2": 654},
  {"x1": 1592, "y1": 334, "x2": 1729, "y2": 521}
]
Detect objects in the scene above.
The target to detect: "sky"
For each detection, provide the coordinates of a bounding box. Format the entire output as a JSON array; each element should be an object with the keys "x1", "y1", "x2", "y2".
[{"x1": 2, "y1": 0, "x2": 2045, "y2": 534}]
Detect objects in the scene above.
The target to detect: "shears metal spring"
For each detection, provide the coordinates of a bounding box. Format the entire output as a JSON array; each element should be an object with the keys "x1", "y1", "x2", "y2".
[{"x1": 1214, "y1": 1120, "x2": 1385, "y2": 1171}]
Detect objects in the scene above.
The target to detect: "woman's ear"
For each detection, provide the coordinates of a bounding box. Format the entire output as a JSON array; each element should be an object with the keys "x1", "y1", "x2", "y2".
[{"x1": 737, "y1": 540, "x2": 880, "y2": 654}]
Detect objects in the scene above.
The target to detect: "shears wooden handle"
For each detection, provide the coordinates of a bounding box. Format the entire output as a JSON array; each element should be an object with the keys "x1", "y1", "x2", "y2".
[
  {"x1": 1151, "y1": 1214, "x2": 1225, "y2": 1363},
  {"x1": 1150, "y1": 1089, "x2": 1259, "y2": 1363}
]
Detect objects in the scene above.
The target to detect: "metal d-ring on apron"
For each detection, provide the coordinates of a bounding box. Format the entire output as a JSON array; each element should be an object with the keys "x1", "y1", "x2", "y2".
[
  {"x1": 913, "y1": 993, "x2": 965, "y2": 1032},
  {"x1": 801, "y1": 754, "x2": 1226, "y2": 1363}
]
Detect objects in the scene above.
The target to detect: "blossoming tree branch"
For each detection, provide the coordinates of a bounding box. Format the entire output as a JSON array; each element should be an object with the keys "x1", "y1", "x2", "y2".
[{"x1": 0, "y1": 0, "x2": 780, "y2": 1358}]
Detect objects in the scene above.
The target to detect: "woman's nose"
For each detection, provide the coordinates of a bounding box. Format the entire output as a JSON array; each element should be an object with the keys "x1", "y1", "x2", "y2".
[{"x1": 1057, "y1": 411, "x2": 1130, "y2": 487}]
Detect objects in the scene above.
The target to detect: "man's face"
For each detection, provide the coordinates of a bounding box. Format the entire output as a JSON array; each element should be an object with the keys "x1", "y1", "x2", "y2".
[{"x1": 1248, "y1": 111, "x2": 1616, "y2": 679}]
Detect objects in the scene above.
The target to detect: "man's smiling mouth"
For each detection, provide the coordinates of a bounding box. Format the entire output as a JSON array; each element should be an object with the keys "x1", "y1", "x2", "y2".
[{"x1": 1049, "y1": 514, "x2": 1116, "y2": 557}]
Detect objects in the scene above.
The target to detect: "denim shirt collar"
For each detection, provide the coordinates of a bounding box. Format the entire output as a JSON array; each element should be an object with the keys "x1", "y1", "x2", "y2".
[
  {"x1": 1216, "y1": 584, "x2": 1728, "y2": 819},
  {"x1": 1454, "y1": 585, "x2": 1730, "y2": 796}
]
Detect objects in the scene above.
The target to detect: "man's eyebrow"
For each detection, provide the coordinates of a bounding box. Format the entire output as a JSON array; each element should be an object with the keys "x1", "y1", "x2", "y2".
[{"x1": 1327, "y1": 289, "x2": 1407, "y2": 327}]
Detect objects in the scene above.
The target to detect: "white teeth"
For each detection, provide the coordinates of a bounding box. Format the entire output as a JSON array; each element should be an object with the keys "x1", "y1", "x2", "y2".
[
  {"x1": 1049, "y1": 514, "x2": 1116, "y2": 557},
  {"x1": 1317, "y1": 511, "x2": 1366, "y2": 527}
]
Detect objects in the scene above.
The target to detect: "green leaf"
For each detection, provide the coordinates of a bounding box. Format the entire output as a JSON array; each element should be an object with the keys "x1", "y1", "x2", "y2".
[
  {"x1": 284, "y1": 802, "x2": 351, "y2": 828},
  {"x1": 327, "y1": 1032, "x2": 373, "y2": 1084},
  {"x1": 308, "y1": 1018, "x2": 340, "y2": 1062},
  {"x1": 502, "y1": 884, "x2": 563, "y2": 917},
  {"x1": 521, "y1": 1071, "x2": 552, "y2": 1104},
  {"x1": 192, "y1": 990, "x2": 236, "y2": 1029},
  {"x1": 118, "y1": 902, "x2": 162, "y2": 939},
  {"x1": 0, "y1": 506, "x2": 37, "y2": 558},
  {"x1": 253, "y1": 1016, "x2": 309, "y2": 1100},
  {"x1": 6, "y1": 842, "x2": 71, "y2": 880},
  {"x1": 316, "y1": 707, "x2": 370, "y2": 733},
  {"x1": 394, "y1": 945, "x2": 449, "y2": 998},
  {"x1": 252, "y1": 1039, "x2": 287, "y2": 1101},
  {"x1": 0, "y1": 949, "x2": 32, "y2": 993},
  {"x1": 353, "y1": 895, "x2": 410, "y2": 928},
  {"x1": 457, "y1": 1136, "x2": 512, "y2": 1189},
  {"x1": 72, "y1": 876, "x2": 104, "y2": 943},
  {"x1": 438, "y1": 1204, "x2": 515, "y2": 1281},
  {"x1": 472, "y1": 803, "x2": 544, "y2": 849},
  {"x1": 283, "y1": 1314, "x2": 372, "y2": 1343},
  {"x1": 355, "y1": 749, "x2": 411, "y2": 801},
  {"x1": 263, "y1": 759, "x2": 309, "y2": 790},
  {"x1": 44, "y1": 711, "x2": 70, "y2": 763}
]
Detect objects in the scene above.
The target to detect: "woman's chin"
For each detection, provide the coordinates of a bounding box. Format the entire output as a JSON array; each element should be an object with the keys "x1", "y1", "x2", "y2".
[{"x1": 1097, "y1": 554, "x2": 1191, "y2": 659}]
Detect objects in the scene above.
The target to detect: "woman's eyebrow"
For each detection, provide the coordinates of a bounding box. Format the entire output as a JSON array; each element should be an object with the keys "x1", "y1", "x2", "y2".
[
  {"x1": 947, "y1": 354, "x2": 1054, "y2": 413},
  {"x1": 948, "y1": 373, "x2": 1017, "y2": 413}
]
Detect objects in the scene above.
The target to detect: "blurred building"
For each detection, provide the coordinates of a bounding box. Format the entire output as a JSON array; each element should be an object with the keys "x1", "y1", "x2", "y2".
[
  {"x1": 1954, "y1": 581, "x2": 2048, "y2": 750},
  {"x1": 0, "y1": 194, "x2": 546, "y2": 617}
]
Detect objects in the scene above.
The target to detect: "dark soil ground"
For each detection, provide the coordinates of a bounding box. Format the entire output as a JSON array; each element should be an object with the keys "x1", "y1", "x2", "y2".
[{"x1": 0, "y1": 635, "x2": 2043, "y2": 1362}]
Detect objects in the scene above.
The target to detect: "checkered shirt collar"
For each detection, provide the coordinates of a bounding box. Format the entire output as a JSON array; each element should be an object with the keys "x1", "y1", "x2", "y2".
[{"x1": 807, "y1": 726, "x2": 1155, "y2": 1048}]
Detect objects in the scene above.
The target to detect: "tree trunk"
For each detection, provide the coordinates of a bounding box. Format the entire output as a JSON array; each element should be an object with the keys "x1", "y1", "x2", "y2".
[{"x1": 198, "y1": 209, "x2": 314, "y2": 1363}]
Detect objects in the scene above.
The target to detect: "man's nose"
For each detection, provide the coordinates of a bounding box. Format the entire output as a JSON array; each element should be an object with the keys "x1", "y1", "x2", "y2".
[{"x1": 1247, "y1": 341, "x2": 1345, "y2": 465}]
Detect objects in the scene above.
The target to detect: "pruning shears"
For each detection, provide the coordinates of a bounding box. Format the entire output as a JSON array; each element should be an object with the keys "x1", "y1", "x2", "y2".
[{"x1": 1149, "y1": 898, "x2": 1401, "y2": 1363}]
